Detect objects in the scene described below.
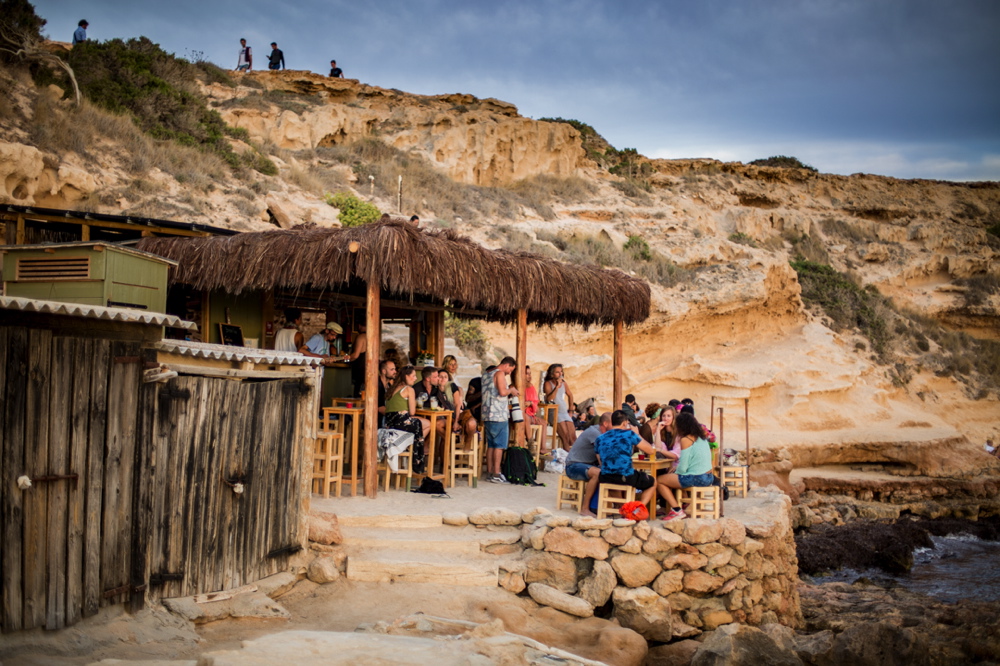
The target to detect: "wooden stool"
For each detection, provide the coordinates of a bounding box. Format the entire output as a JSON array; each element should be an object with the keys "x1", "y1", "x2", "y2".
[
  {"x1": 721, "y1": 466, "x2": 748, "y2": 498},
  {"x1": 450, "y1": 431, "x2": 481, "y2": 488},
  {"x1": 557, "y1": 474, "x2": 585, "y2": 512},
  {"x1": 312, "y1": 432, "x2": 344, "y2": 498},
  {"x1": 679, "y1": 486, "x2": 721, "y2": 519},
  {"x1": 378, "y1": 448, "x2": 413, "y2": 491},
  {"x1": 527, "y1": 424, "x2": 543, "y2": 469},
  {"x1": 596, "y1": 483, "x2": 635, "y2": 520},
  {"x1": 476, "y1": 424, "x2": 487, "y2": 476}
]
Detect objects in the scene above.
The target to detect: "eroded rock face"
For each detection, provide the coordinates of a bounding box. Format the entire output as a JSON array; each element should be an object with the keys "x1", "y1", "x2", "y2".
[
  {"x1": 611, "y1": 586, "x2": 673, "y2": 642},
  {"x1": 691, "y1": 623, "x2": 803, "y2": 666}
]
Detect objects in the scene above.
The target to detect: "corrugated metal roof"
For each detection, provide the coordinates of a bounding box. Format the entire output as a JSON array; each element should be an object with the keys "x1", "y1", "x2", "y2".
[
  {"x1": 153, "y1": 339, "x2": 324, "y2": 366},
  {"x1": 0, "y1": 296, "x2": 197, "y2": 329}
]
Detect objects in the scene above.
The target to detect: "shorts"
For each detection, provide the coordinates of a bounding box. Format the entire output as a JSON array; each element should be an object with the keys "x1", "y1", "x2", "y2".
[
  {"x1": 565, "y1": 462, "x2": 595, "y2": 481},
  {"x1": 484, "y1": 421, "x2": 509, "y2": 450},
  {"x1": 678, "y1": 472, "x2": 715, "y2": 488},
  {"x1": 599, "y1": 471, "x2": 654, "y2": 491},
  {"x1": 236, "y1": 64, "x2": 249, "y2": 71}
]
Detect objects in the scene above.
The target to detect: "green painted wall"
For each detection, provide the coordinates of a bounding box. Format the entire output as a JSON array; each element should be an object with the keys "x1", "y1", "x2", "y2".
[{"x1": 208, "y1": 290, "x2": 264, "y2": 345}]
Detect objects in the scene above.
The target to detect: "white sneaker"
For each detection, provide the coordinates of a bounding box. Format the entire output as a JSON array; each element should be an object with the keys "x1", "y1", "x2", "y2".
[
  {"x1": 489, "y1": 474, "x2": 504, "y2": 484},
  {"x1": 497, "y1": 473, "x2": 508, "y2": 483}
]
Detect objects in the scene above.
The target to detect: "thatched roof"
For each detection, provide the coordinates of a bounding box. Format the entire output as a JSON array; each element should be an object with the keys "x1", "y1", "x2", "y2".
[{"x1": 137, "y1": 221, "x2": 651, "y2": 326}]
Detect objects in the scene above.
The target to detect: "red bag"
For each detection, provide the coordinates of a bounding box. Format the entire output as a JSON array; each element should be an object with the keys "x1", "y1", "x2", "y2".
[{"x1": 620, "y1": 501, "x2": 649, "y2": 521}]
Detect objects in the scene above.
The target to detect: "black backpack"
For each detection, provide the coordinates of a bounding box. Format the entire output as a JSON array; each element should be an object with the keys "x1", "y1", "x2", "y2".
[{"x1": 502, "y1": 447, "x2": 543, "y2": 486}]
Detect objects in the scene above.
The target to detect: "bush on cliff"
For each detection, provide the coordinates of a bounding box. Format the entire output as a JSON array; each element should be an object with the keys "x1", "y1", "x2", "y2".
[
  {"x1": 323, "y1": 191, "x2": 380, "y2": 227},
  {"x1": 750, "y1": 155, "x2": 817, "y2": 172},
  {"x1": 67, "y1": 37, "x2": 275, "y2": 175}
]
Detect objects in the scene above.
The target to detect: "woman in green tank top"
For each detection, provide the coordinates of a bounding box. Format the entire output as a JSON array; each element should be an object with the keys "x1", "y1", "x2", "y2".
[{"x1": 384, "y1": 365, "x2": 430, "y2": 472}]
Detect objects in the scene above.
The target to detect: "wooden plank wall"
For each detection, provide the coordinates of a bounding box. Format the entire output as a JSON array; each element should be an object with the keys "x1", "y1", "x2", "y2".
[{"x1": 0, "y1": 325, "x2": 311, "y2": 633}]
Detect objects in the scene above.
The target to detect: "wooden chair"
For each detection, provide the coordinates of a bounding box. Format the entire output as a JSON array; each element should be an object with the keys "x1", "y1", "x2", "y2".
[
  {"x1": 679, "y1": 486, "x2": 721, "y2": 519},
  {"x1": 450, "y1": 431, "x2": 481, "y2": 488},
  {"x1": 476, "y1": 423, "x2": 487, "y2": 476},
  {"x1": 378, "y1": 448, "x2": 413, "y2": 491},
  {"x1": 596, "y1": 483, "x2": 635, "y2": 520},
  {"x1": 721, "y1": 465, "x2": 748, "y2": 498},
  {"x1": 311, "y1": 432, "x2": 344, "y2": 498},
  {"x1": 557, "y1": 474, "x2": 585, "y2": 512},
  {"x1": 527, "y1": 424, "x2": 543, "y2": 469}
]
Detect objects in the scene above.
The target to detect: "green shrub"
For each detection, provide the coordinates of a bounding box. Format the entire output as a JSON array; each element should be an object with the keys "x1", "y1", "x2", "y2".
[
  {"x1": 324, "y1": 191, "x2": 380, "y2": 227},
  {"x1": 0, "y1": 0, "x2": 46, "y2": 65},
  {"x1": 749, "y1": 155, "x2": 817, "y2": 172},
  {"x1": 728, "y1": 232, "x2": 758, "y2": 247},
  {"x1": 624, "y1": 235, "x2": 652, "y2": 261},
  {"x1": 791, "y1": 260, "x2": 892, "y2": 358},
  {"x1": 956, "y1": 274, "x2": 1000, "y2": 308},
  {"x1": 987, "y1": 222, "x2": 1000, "y2": 238}
]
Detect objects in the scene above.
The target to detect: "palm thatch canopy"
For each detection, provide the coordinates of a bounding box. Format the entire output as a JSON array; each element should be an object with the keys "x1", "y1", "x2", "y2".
[{"x1": 137, "y1": 221, "x2": 651, "y2": 326}]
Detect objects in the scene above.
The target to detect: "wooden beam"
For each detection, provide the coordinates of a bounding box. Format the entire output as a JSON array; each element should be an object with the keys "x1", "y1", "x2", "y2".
[
  {"x1": 363, "y1": 280, "x2": 381, "y2": 498},
  {"x1": 515, "y1": 308, "x2": 527, "y2": 446},
  {"x1": 15, "y1": 214, "x2": 25, "y2": 244},
  {"x1": 613, "y1": 320, "x2": 624, "y2": 409},
  {"x1": 432, "y1": 310, "x2": 445, "y2": 366},
  {"x1": 0, "y1": 212, "x2": 211, "y2": 237},
  {"x1": 80, "y1": 224, "x2": 90, "y2": 241}
]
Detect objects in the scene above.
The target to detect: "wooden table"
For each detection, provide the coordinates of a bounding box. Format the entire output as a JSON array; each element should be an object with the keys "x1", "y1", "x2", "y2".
[
  {"x1": 331, "y1": 397, "x2": 361, "y2": 408},
  {"x1": 415, "y1": 408, "x2": 453, "y2": 486},
  {"x1": 321, "y1": 406, "x2": 364, "y2": 496},
  {"x1": 537, "y1": 404, "x2": 559, "y2": 455},
  {"x1": 632, "y1": 454, "x2": 673, "y2": 518}
]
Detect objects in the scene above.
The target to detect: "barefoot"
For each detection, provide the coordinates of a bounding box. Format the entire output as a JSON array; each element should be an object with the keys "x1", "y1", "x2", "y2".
[{"x1": 579, "y1": 509, "x2": 597, "y2": 517}]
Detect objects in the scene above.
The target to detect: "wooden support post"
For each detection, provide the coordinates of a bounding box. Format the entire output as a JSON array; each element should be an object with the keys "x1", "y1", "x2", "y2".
[
  {"x1": 514, "y1": 308, "x2": 527, "y2": 446},
  {"x1": 432, "y1": 310, "x2": 445, "y2": 366},
  {"x1": 612, "y1": 320, "x2": 624, "y2": 410},
  {"x1": 363, "y1": 280, "x2": 381, "y2": 498},
  {"x1": 80, "y1": 224, "x2": 90, "y2": 242},
  {"x1": 16, "y1": 214, "x2": 26, "y2": 244}
]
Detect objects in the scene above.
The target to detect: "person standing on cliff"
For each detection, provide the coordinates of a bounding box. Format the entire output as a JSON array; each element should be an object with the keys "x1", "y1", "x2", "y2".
[
  {"x1": 236, "y1": 38, "x2": 252, "y2": 72},
  {"x1": 329, "y1": 60, "x2": 343, "y2": 78},
  {"x1": 72, "y1": 20, "x2": 89, "y2": 45},
  {"x1": 267, "y1": 42, "x2": 285, "y2": 70}
]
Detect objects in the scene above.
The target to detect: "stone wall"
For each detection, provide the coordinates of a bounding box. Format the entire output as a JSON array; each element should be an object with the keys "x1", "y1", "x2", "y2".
[{"x1": 452, "y1": 487, "x2": 801, "y2": 643}]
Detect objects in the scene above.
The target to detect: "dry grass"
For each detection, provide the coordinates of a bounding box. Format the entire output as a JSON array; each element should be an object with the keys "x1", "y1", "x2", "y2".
[{"x1": 820, "y1": 217, "x2": 876, "y2": 243}]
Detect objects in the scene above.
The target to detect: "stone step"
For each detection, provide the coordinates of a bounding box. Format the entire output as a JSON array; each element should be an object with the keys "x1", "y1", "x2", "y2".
[
  {"x1": 346, "y1": 550, "x2": 499, "y2": 587},
  {"x1": 340, "y1": 525, "x2": 520, "y2": 555},
  {"x1": 336, "y1": 514, "x2": 443, "y2": 529}
]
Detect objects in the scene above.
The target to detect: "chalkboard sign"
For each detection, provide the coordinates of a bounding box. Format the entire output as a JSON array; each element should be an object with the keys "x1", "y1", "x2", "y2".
[{"x1": 218, "y1": 323, "x2": 245, "y2": 347}]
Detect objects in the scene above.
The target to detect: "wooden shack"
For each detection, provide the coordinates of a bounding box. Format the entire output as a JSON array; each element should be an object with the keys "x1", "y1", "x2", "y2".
[{"x1": 0, "y1": 297, "x2": 322, "y2": 633}]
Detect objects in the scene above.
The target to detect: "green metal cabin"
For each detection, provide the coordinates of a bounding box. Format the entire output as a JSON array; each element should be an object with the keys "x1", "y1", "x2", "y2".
[{"x1": 0, "y1": 242, "x2": 175, "y2": 313}]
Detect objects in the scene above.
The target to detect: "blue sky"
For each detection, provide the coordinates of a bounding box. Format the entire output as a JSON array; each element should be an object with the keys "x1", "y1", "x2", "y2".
[{"x1": 32, "y1": 0, "x2": 1000, "y2": 181}]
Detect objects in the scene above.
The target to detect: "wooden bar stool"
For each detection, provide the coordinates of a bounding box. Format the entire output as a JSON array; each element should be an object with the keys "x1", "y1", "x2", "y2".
[
  {"x1": 312, "y1": 432, "x2": 344, "y2": 498},
  {"x1": 378, "y1": 448, "x2": 413, "y2": 491},
  {"x1": 450, "y1": 431, "x2": 481, "y2": 488},
  {"x1": 679, "y1": 486, "x2": 721, "y2": 519},
  {"x1": 721, "y1": 466, "x2": 748, "y2": 498},
  {"x1": 527, "y1": 424, "x2": 543, "y2": 469},
  {"x1": 557, "y1": 474, "x2": 584, "y2": 511},
  {"x1": 596, "y1": 483, "x2": 635, "y2": 519}
]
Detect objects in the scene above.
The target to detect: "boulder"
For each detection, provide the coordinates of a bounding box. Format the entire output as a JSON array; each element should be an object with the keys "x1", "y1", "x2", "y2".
[
  {"x1": 824, "y1": 621, "x2": 930, "y2": 666},
  {"x1": 543, "y1": 527, "x2": 610, "y2": 560},
  {"x1": 469, "y1": 507, "x2": 522, "y2": 526},
  {"x1": 697, "y1": 542, "x2": 733, "y2": 568},
  {"x1": 612, "y1": 586, "x2": 673, "y2": 642},
  {"x1": 652, "y1": 569, "x2": 685, "y2": 596},
  {"x1": 499, "y1": 570, "x2": 526, "y2": 593},
  {"x1": 610, "y1": 553, "x2": 663, "y2": 588},
  {"x1": 619, "y1": 537, "x2": 644, "y2": 554},
  {"x1": 645, "y1": 639, "x2": 701, "y2": 665},
  {"x1": 573, "y1": 516, "x2": 614, "y2": 529},
  {"x1": 527, "y1": 583, "x2": 595, "y2": 618},
  {"x1": 578, "y1": 560, "x2": 617, "y2": 607},
  {"x1": 633, "y1": 521, "x2": 652, "y2": 540},
  {"x1": 719, "y1": 519, "x2": 747, "y2": 547},
  {"x1": 683, "y1": 519, "x2": 724, "y2": 544},
  {"x1": 307, "y1": 512, "x2": 342, "y2": 545},
  {"x1": 522, "y1": 550, "x2": 579, "y2": 593},
  {"x1": 643, "y1": 526, "x2": 685, "y2": 553},
  {"x1": 307, "y1": 556, "x2": 340, "y2": 583},
  {"x1": 684, "y1": 570, "x2": 725, "y2": 594},
  {"x1": 603, "y1": 525, "x2": 634, "y2": 546},
  {"x1": 692, "y1": 623, "x2": 803, "y2": 666},
  {"x1": 661, "y1": 551, "x2": 709, "y2": 571},
  {"x1": 522, "y1": 506, "x2": 552, "y2": 523},
  {"x1": 791, "y1": 630, "x2": 834, "y2": 664}
]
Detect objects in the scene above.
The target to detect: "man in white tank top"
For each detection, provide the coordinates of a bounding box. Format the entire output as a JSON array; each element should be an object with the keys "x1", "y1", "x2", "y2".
[{"x1": 275, "y1": 307, "x2": 304, "y2": 352}]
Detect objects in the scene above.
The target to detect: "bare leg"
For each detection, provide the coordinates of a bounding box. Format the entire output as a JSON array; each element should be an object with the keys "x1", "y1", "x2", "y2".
[
  {"x1": 639, "y1": 485, "x2": 656, "y2": 512},
  {"x1": 557, "y1": 421, "x2": 575, "y2": 451},
  {"x1": 656, "y1": 480, "x2": 680, "y2": 510},
  {"x1": 580, "y1": 466, "x2": 600, "y2": 516},
  {"x1": 488, "y1": 447, "x2": 503, "y2": 476}
]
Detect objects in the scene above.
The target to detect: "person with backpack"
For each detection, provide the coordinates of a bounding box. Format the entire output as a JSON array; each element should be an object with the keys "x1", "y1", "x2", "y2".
[{"x1": 482, "y1": 357, "x2": 518, "y2": 483}]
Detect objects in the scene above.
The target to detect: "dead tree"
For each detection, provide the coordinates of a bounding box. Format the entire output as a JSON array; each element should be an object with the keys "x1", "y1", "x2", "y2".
[{"x1": 0, "y1": 23, "x2": 81, "y2": 107}]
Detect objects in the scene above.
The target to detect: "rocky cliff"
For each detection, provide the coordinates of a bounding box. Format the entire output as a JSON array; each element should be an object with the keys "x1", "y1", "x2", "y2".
[{"x1": 1, "y1": 64, "x2": 998, "y2": 486}]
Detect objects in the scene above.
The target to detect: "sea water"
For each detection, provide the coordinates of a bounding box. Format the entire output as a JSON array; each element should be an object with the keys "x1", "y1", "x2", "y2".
[{"x1": 806, "y1": 535, "x2": 1000, "y2": 603}]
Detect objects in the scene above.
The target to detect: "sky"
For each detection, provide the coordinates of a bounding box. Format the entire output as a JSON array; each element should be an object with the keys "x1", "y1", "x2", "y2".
[{"x1": 30, "y1": 0, "x2": 1000, "y2": 181}]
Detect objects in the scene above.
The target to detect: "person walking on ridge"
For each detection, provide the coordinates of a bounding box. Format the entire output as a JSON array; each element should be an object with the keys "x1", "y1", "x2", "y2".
[
  {"x1": 329, "y1": 59, "x2": 343, "y2": 77},
  {"x1": 268, "y1": 42, "x2": 285, "y2": 70},
  {"x1": 73, "y1": 20, "x2": 88, "y2": 45},
  {"x1": 236, "y1": 38, "x2": 252, "y2": 72}
]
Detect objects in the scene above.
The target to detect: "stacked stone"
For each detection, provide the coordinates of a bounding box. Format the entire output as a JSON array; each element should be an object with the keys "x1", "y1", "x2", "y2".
[{"x1": 448, "y1": 488, "x2": 801, "y2": 642}]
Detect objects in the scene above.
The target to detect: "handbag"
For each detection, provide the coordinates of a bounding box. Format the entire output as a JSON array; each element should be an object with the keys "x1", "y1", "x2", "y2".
[{"x1": 509, "y1": 395, "x2": 524, "y2": 423}]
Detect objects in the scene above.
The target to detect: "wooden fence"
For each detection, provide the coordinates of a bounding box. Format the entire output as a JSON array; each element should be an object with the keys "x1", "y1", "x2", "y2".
[{"x1": 0, "y1": 324, "x2": 311, "y2": 632}]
